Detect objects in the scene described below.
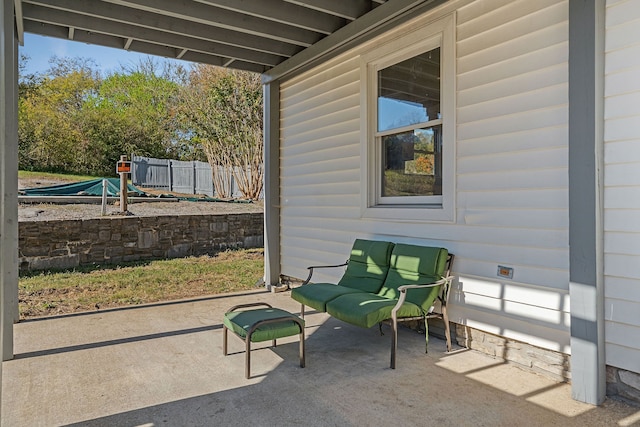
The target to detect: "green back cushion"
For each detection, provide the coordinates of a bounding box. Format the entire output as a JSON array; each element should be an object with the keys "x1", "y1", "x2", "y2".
[
  {"x1": 377, "y1": 244, "x2": 449, "y2": 310},
  {"x1": 336, "y1": 239, "x2": 394, "y2": 293}
]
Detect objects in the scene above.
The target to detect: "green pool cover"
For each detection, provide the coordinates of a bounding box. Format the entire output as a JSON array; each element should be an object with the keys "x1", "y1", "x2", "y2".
[
  {"x1": 19, "y1": 178, "x2": 253, "y2": 203},
  {"x1": 20, "y1": 178, "x2": 146, "y2": 197}
]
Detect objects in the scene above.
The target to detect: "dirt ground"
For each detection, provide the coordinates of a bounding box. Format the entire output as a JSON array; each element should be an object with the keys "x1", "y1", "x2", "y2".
[{"x1": 18, "y1": 177, "x2": 263, "y2": 221}]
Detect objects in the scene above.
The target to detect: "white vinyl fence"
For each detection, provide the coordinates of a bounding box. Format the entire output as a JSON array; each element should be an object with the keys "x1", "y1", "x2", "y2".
[
  {"x1": 131, "y1": 155, "x2": 213, "y2": 196},
  {"x1": 132, "y1": 155, "x2": 262, "y2": 199}
]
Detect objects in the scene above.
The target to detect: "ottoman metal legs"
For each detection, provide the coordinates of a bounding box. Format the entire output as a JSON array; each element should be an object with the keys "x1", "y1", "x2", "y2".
[{"x1": 223, "y1": 302, "x2": 305, "y2": 379}]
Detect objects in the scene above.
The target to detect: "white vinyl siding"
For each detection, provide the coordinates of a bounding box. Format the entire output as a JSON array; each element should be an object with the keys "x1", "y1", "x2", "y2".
[
  {"x1": 280, "y1": 56, "x2": 363, "y2": 273},
  {"x1": 603, "y1": 0, "x2": 640, "y2": 374},
  {"x1": 279, "y1": 0, "x2": 570, "y2": 353},
  {"x1": 437, "y1": 0, "x2": 569, "y2": 353}
]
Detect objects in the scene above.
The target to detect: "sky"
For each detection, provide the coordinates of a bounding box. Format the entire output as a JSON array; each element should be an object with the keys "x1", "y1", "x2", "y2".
[{"x1": 20, "y1": 33, "x2": 188, "y2": 76}]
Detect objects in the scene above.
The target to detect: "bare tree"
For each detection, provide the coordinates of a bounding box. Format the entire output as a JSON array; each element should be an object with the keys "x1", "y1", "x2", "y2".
[{"x1": 179, "y1": 65, "x2": 263, "y2": 199}]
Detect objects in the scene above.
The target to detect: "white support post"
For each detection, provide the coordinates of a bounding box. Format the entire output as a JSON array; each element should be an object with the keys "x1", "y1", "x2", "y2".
[
  {"x1": 263, "y1": 81, "x2": 281, "y2": 289},
  {"x1": 1, "y1": 0, "x2": 19, "y2": 370},
  {"x1": 568, "y1": 0, "x2": 606, "y2": 405}
]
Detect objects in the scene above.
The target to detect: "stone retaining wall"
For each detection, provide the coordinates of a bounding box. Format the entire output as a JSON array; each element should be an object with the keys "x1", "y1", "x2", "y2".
[{"x1": 19, "y1": 213, "x2": 264, "y2": 271}]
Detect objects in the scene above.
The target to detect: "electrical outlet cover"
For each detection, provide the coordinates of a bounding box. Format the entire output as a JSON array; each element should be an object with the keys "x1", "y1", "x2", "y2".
[{"x1": 497, "y1": 265, "x2": 514, "y2": 279}]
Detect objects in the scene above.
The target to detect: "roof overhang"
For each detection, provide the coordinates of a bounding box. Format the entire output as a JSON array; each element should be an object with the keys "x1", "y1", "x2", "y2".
[
  {"x1": 16, "y1": 0, "x2": 391, "y2": 74},
  {"x1": 16, "y1": 0, "x2": 450, "y2": 80}
]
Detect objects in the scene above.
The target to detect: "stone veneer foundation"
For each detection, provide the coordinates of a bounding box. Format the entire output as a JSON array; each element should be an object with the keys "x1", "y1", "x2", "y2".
[{"x1": 455, "y1": 325, "x2": 640, "y2": 406}]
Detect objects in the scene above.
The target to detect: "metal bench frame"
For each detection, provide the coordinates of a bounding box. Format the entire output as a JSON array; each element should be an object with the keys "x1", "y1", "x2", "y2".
[{"x1": 299, "y1": 253, "x2": 455, "y2": 369}]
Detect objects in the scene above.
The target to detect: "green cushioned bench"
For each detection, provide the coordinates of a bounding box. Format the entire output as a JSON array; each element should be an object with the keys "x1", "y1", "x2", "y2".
[
  {"x1": 223, "y1": 302, "x2": 305, "y2": 379},
  {"x1": 291, "y1": 239, "x2": 454, "y2": 369}
]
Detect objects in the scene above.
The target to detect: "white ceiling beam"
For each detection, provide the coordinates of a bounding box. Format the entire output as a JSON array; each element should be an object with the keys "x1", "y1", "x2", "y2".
[
  {"x1": 22, "y1": 3, "x2": 285, "y2": 67},
  {"x1": 285, "y1": 0, "x2": 372, "y2": 20},
  {"x1": 101, "y1": 0, "x2": 321, "y2": 47},
  {"x1": 23, "y1": 20, "x2": 233, "y2": 69},
  {"x1": 19, "y1": 0, "x2": 395, "y2": 74},
  {"x1": 194, "y1": 0, "x2": 345, "y2": 35},
  {"x1": 24, "y1": 0, "x2": 302, "y2": 58}
]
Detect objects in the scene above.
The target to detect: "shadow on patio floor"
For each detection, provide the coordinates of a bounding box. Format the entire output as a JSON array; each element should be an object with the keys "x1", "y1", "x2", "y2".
[{"x1": 3, "y1": 290, "x2": 639, "y2": 426}]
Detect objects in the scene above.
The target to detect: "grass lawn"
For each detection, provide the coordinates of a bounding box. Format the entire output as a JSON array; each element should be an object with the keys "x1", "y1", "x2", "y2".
[
  {"x1": 19, "y1": 249, "x2": 264, "y2": 319},
  {"x1": 18, "y1": 170, "x2": 99, "y2": 183}
]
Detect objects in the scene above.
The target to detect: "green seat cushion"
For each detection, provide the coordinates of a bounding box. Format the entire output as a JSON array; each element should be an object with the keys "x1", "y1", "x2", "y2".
[
  {"x1": 291, "y1": 283, "x2": 364, "y2": 312},
  {"x1": 337, "y1": 239, "x2": 395, "y2": 293},
  {"x1": 326, "y1": 293, "x2": 422, "y2": 329},
  {"x1": 223, "y1": 308, "x2": 304, "y2": 342},
  {"x1": 377, "y1": 244, "x2": 448, "y2": 311}
]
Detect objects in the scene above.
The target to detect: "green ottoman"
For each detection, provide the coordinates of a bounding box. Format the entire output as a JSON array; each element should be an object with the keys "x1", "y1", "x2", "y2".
[{"x1": 223, "y1": 302, "x2": 305, "y2": 379}]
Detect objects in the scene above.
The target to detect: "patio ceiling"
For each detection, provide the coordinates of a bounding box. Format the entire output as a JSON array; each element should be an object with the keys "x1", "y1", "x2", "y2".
[{"x1": 15, "y1": 0, "x2": 391, "y2": 74}]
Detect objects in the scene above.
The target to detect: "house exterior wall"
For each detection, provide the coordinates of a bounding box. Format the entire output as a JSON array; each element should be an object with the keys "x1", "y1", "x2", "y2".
[
  {"x1": 603, "y1": 0, "x2": 640, "y2": 375},
  {"x1": 279, "y1": 0, "x2": 571, "y2": 354}
]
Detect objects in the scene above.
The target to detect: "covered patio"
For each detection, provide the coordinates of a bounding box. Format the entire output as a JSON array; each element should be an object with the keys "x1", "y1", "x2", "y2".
[
  {"x1": 4, "y1": 0, "x2": 640, "y2": 420},
  {"x1": 2, "y1": 290, "x2": 638, "y2": 426}
]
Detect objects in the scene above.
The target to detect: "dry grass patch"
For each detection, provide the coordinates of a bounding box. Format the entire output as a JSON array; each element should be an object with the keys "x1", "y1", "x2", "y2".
[{"x1": 19, "y1": 249, "x2": 264, "y2": 319}]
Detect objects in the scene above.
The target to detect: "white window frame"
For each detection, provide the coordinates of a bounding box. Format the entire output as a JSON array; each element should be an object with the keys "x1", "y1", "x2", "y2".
[{"x1": 360, "y1": 13, "x2": 455, "y2": 222}]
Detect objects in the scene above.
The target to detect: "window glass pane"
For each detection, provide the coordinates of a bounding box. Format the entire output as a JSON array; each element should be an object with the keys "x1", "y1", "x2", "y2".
[
  {"x1": 381, "y1": 125, "x2": 442, "y2": 198},
  {"x1": 377, "y1": 47, "x2": 440, "y2": 132}
]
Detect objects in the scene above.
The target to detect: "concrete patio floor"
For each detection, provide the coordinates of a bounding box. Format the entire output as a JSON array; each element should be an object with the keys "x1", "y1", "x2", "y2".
[{"x1": 2, "y1": 289, "x2": 639, "y2": 426}]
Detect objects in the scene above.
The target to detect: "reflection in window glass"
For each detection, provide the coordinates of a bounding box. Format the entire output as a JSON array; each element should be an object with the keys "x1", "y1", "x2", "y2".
[
  {"x1": 377, "y1": 47, "x2": 440, "y2": 132},
  {"x1": 381, "y1": 125, "x2": 442, "y2": 198}
]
